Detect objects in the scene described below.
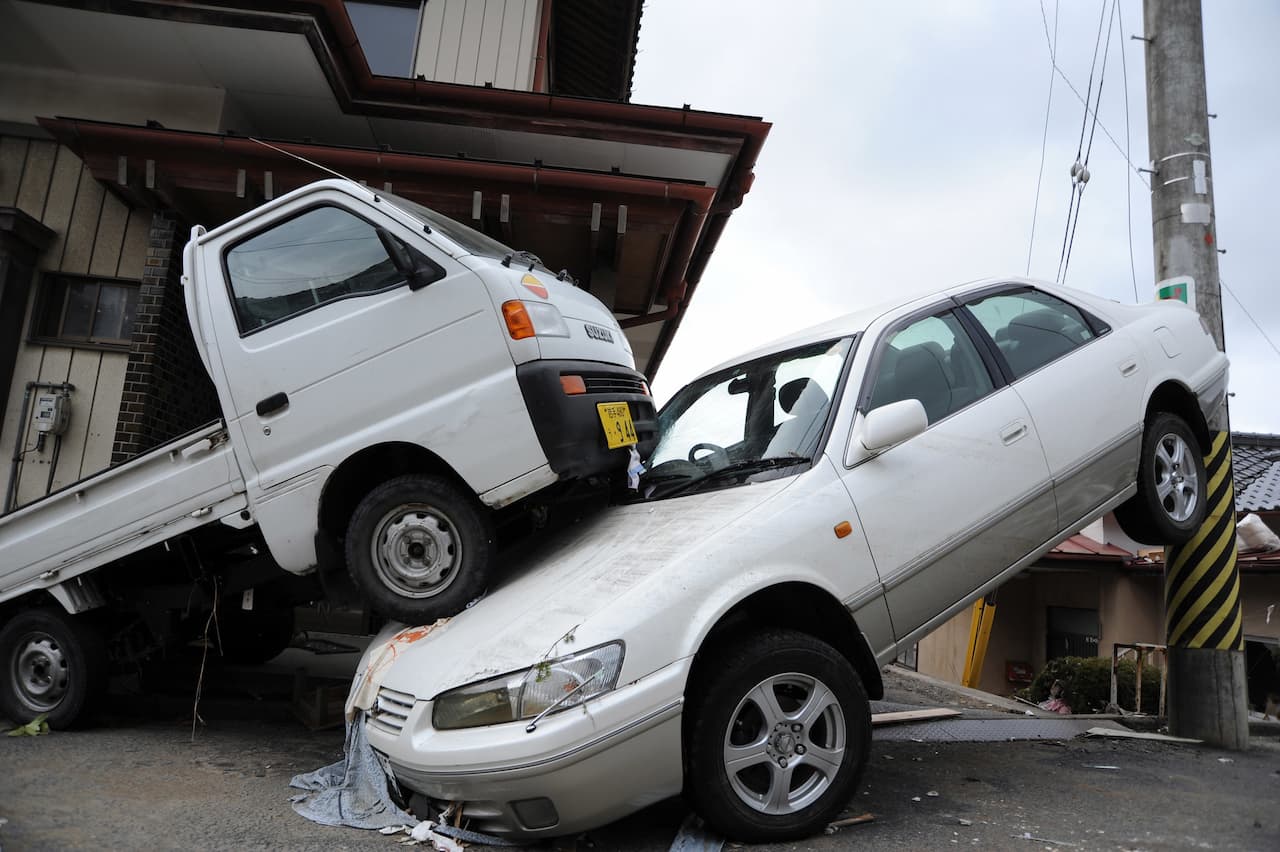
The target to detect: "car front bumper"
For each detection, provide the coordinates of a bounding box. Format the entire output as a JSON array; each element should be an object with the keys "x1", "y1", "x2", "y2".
[{"x1": 366, "y1": 657, "x2": 689, "y2": 838}]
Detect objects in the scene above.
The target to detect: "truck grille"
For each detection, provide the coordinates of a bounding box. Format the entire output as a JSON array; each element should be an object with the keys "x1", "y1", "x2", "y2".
[
  {"x1": 371, "y1": 686, "x2": 415, "y2": 734},
  {"x1": 580, "y1": 374, "x2": 647, "y2": 395}
]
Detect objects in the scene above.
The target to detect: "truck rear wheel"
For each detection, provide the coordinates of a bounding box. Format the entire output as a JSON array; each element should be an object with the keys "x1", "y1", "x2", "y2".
[
  {"x1": 0, "y1": 607, "x2": 106, "y2": 729},
  {"x1": 345, "y1": 474, "x2": 494, "y2": 624}
]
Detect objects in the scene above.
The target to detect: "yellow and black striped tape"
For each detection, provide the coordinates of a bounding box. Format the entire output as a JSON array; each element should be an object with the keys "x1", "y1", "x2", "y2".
[{"x1": 1164, "y1": 432, "x2": 1243, "y2": 651}]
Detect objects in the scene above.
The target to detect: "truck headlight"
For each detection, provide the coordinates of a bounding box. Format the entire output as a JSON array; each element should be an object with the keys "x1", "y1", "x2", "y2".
[{"x1": 432, "y1": 642, "x2": 624, "y2": 730}]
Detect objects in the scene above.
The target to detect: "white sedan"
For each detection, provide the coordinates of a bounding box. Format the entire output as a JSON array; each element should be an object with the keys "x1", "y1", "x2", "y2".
[{"x1": 357, "y1": 278, "x2": 1227, "y2": 842}]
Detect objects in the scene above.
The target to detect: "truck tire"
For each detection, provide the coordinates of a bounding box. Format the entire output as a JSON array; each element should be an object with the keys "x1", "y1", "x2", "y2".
[
  {"x1": 1115, "y1": 412, "x2": 1207, "y2": 545},
  {"x1": 684, "y1": 630, "x2": 870, "y2": 842},
  {"x1": 0, "y1": 607, "x2": 107, "y2": 729},
  {"x1": 215, "y1": 599, "x2": 296, "y2": 665},
  {"x1": 345, "y1": 474, "x2": 494, "y2": 624}
]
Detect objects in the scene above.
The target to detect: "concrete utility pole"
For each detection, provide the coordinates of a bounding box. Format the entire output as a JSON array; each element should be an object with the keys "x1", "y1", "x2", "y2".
[{"x1": 1142, "y1": 0, "x2": 1248, "y2": 749}]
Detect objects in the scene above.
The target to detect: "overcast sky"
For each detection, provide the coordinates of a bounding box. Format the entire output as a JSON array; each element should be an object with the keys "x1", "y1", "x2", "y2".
[{"x1": 631, "y1": 1, "x2": 1279, "y2": 433}]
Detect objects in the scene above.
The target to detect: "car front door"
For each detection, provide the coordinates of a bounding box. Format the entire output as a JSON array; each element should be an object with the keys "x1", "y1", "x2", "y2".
[
  {"x1": 839, "y1": 305, "x2": 1056, "y2": 642},
  {"x1": 958, "y1": 285, "x2": 1146, "y2": 531}
]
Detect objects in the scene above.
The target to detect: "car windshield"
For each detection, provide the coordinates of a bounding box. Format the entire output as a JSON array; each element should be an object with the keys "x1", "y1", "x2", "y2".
[
  {"x1": 380, "y1": 191, "x2": 516, "y2": 259},
  {"x1": 641, "y1": 337, "x2": 855, "y2": 499}
]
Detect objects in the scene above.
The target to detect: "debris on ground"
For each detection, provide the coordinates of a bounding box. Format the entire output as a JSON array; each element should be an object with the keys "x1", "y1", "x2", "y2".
[
  {"x1": 289, "y1": 712, "x2": 416, "y2": 830},
  {"x1": 5, "y1": 714, "x2": 49, "y2": 737},
  {"x1": 825, "y1": 812, "x2": 876, "y2": 833},
  {"x1": 1083, "y1": 726, "x2": 1201, "y2": 744},
  {"x1": 1011, "y1": 831, "x2": 1076, "y2": 846},
  {"x1": 668, "y1": 813, "x2": 724, "y2": 852},
  {"x1": 871, "y1": 708, "x2": 962, "y2": 726}
]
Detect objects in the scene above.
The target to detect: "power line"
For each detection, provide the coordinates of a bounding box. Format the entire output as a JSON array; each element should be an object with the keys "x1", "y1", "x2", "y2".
[
  {"x1": 1027, "y1": 0, "x2": 1060, "y2": 276},
  {"x1": 1117, "y1": 0, "x2": 1140, "y2": 302},
  {"x1": 1222, "y1": 279, "x2": 1280, "y2": 361}
]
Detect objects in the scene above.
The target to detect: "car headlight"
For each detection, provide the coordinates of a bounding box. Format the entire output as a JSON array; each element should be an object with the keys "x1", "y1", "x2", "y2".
[{"x1": 432, "y1": 642, "x2": 624, "y2": 730}]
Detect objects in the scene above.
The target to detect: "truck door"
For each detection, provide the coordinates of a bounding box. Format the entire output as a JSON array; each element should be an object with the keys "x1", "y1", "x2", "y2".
[
  {"x1": 839, "y1": 305, "x2": 1056, "y2": 641},
  {"x1": 198, "y1": 189, "x2": 514, "y2": 506}
]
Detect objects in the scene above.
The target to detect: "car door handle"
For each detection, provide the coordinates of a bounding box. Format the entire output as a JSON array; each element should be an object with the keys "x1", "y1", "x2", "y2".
[
  {"x1": 256, "y1": 392, "x2": 289, "y2": 417},
  {"x1": 1000, "y1": 420, "x2": 1028, "y2": 445},
  {"x1": 1119, "y1": 358, "x2": 1140, "y2": 378}
]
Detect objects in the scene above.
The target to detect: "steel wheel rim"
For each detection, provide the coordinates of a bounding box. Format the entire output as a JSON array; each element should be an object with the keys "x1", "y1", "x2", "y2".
[
  {"x1": 370, "y1": 503, "x2": 462, "y2": 599},
  {"x1": 11, "y1": 630, "x2": 69, "y2": 713},
  {"x1": 1154, "y1": 432, "x2": 1199, "y2": 523},
  {"x1": 722, "y1": 672, "x2": 846, "y2": 815}
]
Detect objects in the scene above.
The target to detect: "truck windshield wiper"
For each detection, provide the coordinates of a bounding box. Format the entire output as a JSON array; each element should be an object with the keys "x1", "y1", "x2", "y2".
[{"x1": 502, "y1": 250, "x2": 543, "y2": 270}]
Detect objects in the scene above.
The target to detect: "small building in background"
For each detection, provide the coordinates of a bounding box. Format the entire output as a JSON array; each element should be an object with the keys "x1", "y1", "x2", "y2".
[{"x1": 0, "y1": 0, "x2": 770, "y2": 511}]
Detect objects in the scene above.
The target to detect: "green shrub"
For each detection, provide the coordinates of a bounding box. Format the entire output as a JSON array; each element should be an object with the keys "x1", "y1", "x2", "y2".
[{"x1": 1023, "y1": 655, "x2": 1162, "y2": 714}]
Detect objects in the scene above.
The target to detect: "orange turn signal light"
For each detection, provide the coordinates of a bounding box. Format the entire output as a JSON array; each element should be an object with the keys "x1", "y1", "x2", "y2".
[
  {"x1": 834, "y1": 521, "x2": 853, "y2": 539},
  {"x1": 502, "y1": 300, "x2": 536, "y2": 340},
  {"x1": 561, "y1": 375, "x2": 586, "y2": 395}
]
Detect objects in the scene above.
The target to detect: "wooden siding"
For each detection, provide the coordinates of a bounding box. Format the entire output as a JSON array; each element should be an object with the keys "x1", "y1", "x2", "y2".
[
  {"x1": 415, "y1": 0, "x2": 540, "y2": 90},
  {"x1": 0, "y1": 137, "x2": 145, "y2": 511}
]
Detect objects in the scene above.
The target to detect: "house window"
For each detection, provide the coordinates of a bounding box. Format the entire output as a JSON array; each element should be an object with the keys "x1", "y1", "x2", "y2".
[
  {"x1": 33, "y1": 274, "x2": 140, "y2": 348},
  {"x1": 1046, "y1": 606, "x2": 1100, "y2": 660},
  {"x1": 346, "y1": 1, "x2": 421, "y2": 77}
]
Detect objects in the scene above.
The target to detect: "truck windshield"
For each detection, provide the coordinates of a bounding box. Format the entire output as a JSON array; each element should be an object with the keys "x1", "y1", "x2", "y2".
[
  {"x1": 380, "y1": 191, "x2": 515, "y2": 259},
  {"x1": 642, "y1": 336, "x2": 855, "y2": 499}
]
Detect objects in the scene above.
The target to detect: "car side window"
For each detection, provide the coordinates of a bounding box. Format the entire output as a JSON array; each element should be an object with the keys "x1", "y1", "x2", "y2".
[
  {"x1": 225, "y1": 205, "x2": 435, "y2": 333},
  {"x1": 964, "y1": 289, "x2": 1096, "y2": 379},
  {"x1": 866, "y1": 311, "x2": 995, "y2": 425}
]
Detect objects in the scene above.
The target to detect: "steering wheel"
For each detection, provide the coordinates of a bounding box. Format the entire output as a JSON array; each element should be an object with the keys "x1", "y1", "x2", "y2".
[{"x1": 688, "y1": 442, "x2": 731, "y2": 470}]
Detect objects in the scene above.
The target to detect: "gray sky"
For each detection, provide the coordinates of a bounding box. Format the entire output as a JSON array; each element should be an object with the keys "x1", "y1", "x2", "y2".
[{"x1": 631, "y1": 1, "x2": 1279, "y2": 433}]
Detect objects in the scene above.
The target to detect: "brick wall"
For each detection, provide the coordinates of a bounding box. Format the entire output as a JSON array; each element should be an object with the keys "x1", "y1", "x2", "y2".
[{"x1": 111, "y1": 210, "x2": 220, "y2": 462}]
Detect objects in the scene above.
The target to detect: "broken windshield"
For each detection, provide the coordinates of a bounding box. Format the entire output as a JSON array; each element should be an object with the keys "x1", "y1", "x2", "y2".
[{"x1": 641, "y1": 336, "x2": 855, "y2": 499}]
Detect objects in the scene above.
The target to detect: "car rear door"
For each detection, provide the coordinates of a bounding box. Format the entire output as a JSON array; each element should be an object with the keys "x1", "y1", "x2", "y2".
[
  {"x1": 839, "y1": 303, "x2": 1056, "y2": 641},
  {"x1": 957, "y1": 285, "x2": 1146, "y2": 531}
]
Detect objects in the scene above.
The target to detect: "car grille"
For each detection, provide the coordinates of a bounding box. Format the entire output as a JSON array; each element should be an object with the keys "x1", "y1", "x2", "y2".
[
  {"x1": 371, "y1": 686, "x2": 415, "y2": 734},
  {"x1": 580, "y1": 374, "x2": 646, "y2": 395}
]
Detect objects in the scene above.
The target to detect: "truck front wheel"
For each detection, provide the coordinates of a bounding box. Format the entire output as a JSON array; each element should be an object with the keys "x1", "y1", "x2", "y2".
[
  {"x1": 0, "y1": 607, "x2": 106, "y2": 729},
  {"x1": 344, "y1": 474, "x2": 494, "y2": 624}
]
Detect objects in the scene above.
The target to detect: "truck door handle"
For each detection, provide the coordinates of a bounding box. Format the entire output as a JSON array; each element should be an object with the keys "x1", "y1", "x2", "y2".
[
  {"x1": 256, "y1": 392, "x2": 289, "y2": 417},
  {"x1": 1000, "y1": 420, "x2": 1028, "y2": 445}
]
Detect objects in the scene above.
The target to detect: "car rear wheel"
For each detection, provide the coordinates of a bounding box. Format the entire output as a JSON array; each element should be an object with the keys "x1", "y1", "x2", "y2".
[
  {"x1": 1115, "y1": 412, "x2": 1207, "y2": 545},
  {"x1": 345, "y1": 474, "x2": 494, "y2": 624},
  {"x1": 0, "y1": 607, "x2": 106, "y2": 729},
  {"x1": 685, "y1": 630, "x2": 870, "y2": 842}
]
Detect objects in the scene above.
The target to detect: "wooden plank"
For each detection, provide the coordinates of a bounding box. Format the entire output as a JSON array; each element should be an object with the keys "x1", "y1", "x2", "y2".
[
  {"x1": 870, "y1": 708, "x2": 962, "y2": 727},
  {"x1": 493, "y1": 0, "x2": 524, "y2": 89},
  {"x1": 14, "y1": 140, "x2": 56, "y2": 220},
  {"x1": 434, "y1": 0, "x2": 466, "y2": 82},
  {"x1": 453, "y1": 0, "x2": 486, "y2": 84},
  {"x1": 89, "y1": 191, "x2": 129, "y2": 278},
  {"x1": 116, "y1": 208, "x2": 150, "y2": 279},
  {"x1": 514, "y1": 0, "x2": 539, "y2": 91},
  {"x1": 79, "y1": 350, "x2": 127, "y2": 477},
  {"x1": 58, "y1": 166, "x2": 105, "y2": 275},
  {"x1": 474, "y1": 0, "x2": 505, "y2": 86},
  {"x1": 39, "y1": 145, "x2": 84, "y2": 270},
  {"x1": 414, "y1": 0, "x2": 446, "y2": 80},
  {"x1": 0, "y1": 137, "x2": 29, "y2": 207},
  {"x1": 1084, "y1": 726, "x2": 1201, "y2": 744},
  {"x1": 0, "y1": 310, "x2": 45, "y2": 507},
  {"x1": 15, "y1": 348, "x2": 72, "y2": 507},
  {"x1": 50, "y1": 348, "x2": 102, "y2": 492}
]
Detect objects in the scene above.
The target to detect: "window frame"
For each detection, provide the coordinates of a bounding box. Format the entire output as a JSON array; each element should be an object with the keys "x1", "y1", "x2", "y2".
[
  {"x1": 855, "y1": 300, "x2": 1006, "y2": 424},
  {"x1": 220, "y1": 201, "x2": 444, "y2": 338},
  {"x1": 956, "y1": 284, "x2": 1112, "y2": 385},
  {"x1": 28, "y1": 272, "x2": 141, "y2": 351}
]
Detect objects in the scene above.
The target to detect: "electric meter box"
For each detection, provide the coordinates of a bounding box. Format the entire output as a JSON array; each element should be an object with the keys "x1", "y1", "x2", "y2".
[{"x1": 34, "y1": 393, "x2": 70, "y2": 435}]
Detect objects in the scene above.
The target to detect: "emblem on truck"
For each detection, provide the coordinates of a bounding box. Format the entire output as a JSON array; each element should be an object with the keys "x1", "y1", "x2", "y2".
[{"x1": 584, "y1": 323, "x2": 614, "y2": 343}]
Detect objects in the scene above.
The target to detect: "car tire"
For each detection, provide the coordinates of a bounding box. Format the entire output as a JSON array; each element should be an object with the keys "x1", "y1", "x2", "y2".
[
  {"x1": 345, "y1": 474, "x2": 494, "y2": 624},
  {"x1": 685, "y1": 629, "x2": 871, "y2": 842},
  {"x1": 1115, "y1": 412, "x2": 1207, "y2": 546},
  {"x1": 0, "y1": 607, "x2": 106, "y2": 729}
]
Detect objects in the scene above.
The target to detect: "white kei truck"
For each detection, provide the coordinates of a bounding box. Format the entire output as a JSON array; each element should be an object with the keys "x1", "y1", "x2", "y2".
[{"x1": 0, "y1": 179, "x2": 656, "y2": 728}]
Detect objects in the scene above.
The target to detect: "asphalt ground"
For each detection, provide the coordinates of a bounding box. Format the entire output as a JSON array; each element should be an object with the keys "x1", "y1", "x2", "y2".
[{"x1": 3, "y1": 653, "x2": 1278, "y2": 851}]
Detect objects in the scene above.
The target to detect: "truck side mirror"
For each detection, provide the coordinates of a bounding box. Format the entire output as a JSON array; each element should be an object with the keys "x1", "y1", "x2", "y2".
[
  {"x1": 377, "y1": 228, "x2": 438, "y2": 291},
  {"x1": 860, "y1": 399, "x2": 928, "y2": 451}
]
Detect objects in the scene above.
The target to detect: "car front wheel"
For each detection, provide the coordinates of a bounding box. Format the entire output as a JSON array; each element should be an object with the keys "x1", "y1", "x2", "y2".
[
  {"x1": 1115, "y1": 412, "x2": 1207, "y2": 545},
  {"x1": 685, "y1": 630, "x2": 870, "y2": 842},
  {"x1": 345, "y1": 474, "x2": 494, "y2": 624}
]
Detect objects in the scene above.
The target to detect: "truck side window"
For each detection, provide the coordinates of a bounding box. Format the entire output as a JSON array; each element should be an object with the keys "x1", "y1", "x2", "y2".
[
  {"x1": 866, "y1": 311, "x2": 994, "y2": 425},
  {"x1": 225, "y1": 205, "x2": 413, "y2": 333},
  {"x1": 964, "y1": 289, "x2": 1096, "y2": 379}
]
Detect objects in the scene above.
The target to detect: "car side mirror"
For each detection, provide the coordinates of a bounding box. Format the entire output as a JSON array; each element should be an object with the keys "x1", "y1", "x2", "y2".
[{"x1": 861, "y1": 399, "x2": 928, "y2": 451}]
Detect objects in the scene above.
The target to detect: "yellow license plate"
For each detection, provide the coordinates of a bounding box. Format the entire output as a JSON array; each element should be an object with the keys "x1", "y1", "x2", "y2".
[{"x1": 597, "y1": 402, "x2": 638, "y2": 449}]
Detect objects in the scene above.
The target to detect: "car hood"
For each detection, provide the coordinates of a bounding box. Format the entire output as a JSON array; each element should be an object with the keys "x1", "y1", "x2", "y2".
[{"x1": 375, "y1": 478, "x2": 794, "y2": 700}]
